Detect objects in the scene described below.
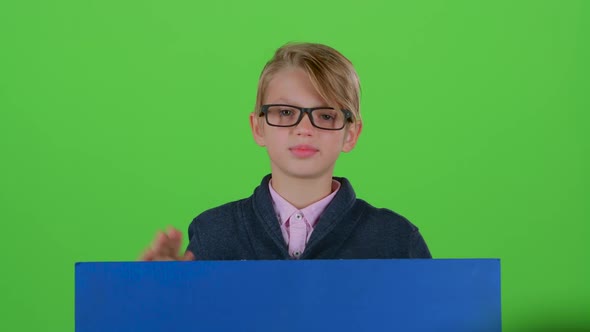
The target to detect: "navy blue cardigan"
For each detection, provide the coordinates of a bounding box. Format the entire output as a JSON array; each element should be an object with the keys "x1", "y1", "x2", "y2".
[{"x1": 187, "y1": 175, "x2": 431, "y2": 260}]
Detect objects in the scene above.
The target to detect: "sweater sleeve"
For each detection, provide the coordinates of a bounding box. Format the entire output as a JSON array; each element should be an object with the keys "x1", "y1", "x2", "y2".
[
  {"x1": 186, "y1": 217, "x2": 202, "y2": 260},
  {"x1": 408, "y1": 229, "x2": 432, "y2": 258}
]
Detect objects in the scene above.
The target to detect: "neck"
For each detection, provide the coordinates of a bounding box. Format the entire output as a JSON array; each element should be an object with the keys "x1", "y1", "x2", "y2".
[{"x1": 270, "y1": 172, "x2": 334, "y2": 209}]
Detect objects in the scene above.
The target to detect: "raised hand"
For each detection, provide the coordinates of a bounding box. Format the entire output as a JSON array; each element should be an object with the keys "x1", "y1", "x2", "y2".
[{"x1": 139, "y1": 226, "x2": 195, "y2": 261}]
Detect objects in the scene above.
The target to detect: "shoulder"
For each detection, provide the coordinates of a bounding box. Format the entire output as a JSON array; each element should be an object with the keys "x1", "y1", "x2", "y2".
[
  {"x1": 355, "y1": 198, "x2": 420, "y2": 233},
  {"x1": 333, "y1": 177, "x2": 421, "y2": 234},
  {"x1": 186, "y1": 196, "x2": 258, "y2": 260},
  {"x1": 187, "y1": 174, "x2": 271, "y2": 234},
  {"x1": 353, "y1": 199, "x2": 432, "y2": 258},
  {"x1": 190, "y1": 197, "x2": 249, "y2": 223}
]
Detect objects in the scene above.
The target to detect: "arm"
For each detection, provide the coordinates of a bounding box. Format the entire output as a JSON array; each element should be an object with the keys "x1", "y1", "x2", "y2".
[{"x1": 409, "y1": 229, "x2": 432, "y2": 258}]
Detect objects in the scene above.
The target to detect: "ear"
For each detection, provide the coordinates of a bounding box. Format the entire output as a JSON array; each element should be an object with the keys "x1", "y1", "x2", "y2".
[
  {"x1": 249, "y1": 112, "x2": 266, "y2": 147},
  {"x1": 342, "y1": 121, "x2": 362, "y2": 153}
]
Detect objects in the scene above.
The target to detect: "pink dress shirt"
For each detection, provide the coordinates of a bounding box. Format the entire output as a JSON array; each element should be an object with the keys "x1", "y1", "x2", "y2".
[{"x1": 268, "y1": 179, "x2": 341, "y2": 259}]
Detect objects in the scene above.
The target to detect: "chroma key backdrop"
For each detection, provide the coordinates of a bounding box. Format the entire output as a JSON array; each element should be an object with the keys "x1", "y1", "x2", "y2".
[{"x1": 0, "y1": 1, "x2": 588, "y2": 331}]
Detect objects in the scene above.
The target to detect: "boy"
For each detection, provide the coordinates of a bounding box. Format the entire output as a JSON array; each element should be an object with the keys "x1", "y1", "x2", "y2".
[{"x1": 140, "y1": 42, "x2": 431, "y2": 261}]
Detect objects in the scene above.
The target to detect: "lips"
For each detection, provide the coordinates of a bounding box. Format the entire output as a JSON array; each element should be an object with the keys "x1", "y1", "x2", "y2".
[{"x1": 289, "y1": 145, "x2": 319, "y2": 158}]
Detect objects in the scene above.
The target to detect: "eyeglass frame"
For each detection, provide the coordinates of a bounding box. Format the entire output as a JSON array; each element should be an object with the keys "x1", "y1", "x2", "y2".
[{"x1": 259, "y1": 104, "x2": 354, "y2": 131}]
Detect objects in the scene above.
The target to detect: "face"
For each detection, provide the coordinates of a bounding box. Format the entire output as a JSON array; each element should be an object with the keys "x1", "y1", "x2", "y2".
[{"x1": 250, "y1": 67, "x2": 362, "y2": 180}]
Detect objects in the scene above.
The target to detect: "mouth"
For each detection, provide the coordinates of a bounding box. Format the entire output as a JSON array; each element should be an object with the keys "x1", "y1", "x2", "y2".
[{"x1": 289, "y1": 145, "x2": 319, "y2": 158}]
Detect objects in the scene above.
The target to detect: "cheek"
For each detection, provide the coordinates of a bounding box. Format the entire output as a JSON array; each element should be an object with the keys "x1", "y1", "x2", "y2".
[
  {"x1": 320, "y1": 134, "x2": 346, "y2": 152},
  {"x1": 332, "y1": 132, "x2": 348, "y2": 144},
  {"x1": 264, "y1": 130, "x2": 288, "y2": 149}
]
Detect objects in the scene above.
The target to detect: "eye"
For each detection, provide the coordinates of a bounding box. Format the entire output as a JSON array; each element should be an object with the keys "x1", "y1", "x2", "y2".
[
  {"x1": 316, "y1": 110, "x2": 338, "y2": 121},
  {"x1": 279, "y1": 109, "x2": 294, "y2": 116}
]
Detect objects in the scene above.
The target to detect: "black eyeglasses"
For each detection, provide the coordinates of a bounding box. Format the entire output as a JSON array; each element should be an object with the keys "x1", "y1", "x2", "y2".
[{"x1": 259, "y1": 104, "x2": 354, "y2": 130}]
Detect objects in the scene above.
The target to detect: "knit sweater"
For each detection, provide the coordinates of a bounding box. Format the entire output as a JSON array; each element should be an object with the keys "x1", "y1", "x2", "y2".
[{"x1": 186, "y1": 174, "x2": 431, "y2": 260}]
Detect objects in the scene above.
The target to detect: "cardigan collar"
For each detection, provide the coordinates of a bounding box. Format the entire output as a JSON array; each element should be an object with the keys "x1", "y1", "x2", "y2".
[{"x1": 251, "y1": 174, "x2": 358, "y2": 259}]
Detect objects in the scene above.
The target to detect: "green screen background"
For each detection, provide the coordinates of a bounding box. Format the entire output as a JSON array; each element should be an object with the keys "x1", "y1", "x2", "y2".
[{"x1": 1, "y1": 0, "x2": 588, "y2": 331}]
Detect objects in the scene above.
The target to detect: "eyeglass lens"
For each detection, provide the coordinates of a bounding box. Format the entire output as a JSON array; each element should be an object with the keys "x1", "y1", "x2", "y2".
[{"x1": 265, "y1": 105, "x2": 345, "y2": 129}]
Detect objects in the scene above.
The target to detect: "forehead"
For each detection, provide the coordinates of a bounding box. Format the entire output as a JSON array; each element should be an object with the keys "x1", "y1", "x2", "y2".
[{"x1": 263, "y1": 68, "x2": 327, "y2": 107}]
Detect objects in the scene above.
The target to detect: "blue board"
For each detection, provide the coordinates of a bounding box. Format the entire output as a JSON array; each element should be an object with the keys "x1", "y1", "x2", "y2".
[{"x1": 75, "y1": 259, "x2": 501, "y2": 332}]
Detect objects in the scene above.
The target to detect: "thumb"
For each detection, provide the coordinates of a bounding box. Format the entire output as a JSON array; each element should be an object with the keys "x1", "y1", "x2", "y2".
[{"x1": 182, "y1": 250, "x2": 195, "y2": 261}]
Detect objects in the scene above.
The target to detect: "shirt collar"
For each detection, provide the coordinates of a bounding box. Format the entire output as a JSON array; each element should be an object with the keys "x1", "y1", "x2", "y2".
[{"x1": 268, "y1": 179, "x2": 341, "y2": 227}]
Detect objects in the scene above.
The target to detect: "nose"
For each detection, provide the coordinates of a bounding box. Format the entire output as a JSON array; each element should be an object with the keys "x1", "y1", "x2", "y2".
[{"x1": 294, "y1": 112, "x2": 315, "y2": 135}]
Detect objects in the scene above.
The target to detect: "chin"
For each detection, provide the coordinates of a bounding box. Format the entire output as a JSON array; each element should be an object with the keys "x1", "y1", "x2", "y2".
[
  {"x1": 270, "y1": 157, "x2": 335, "y2": 180},
  {"x1": 283, "y1": 166, "x2": 334, "y2": 180}
]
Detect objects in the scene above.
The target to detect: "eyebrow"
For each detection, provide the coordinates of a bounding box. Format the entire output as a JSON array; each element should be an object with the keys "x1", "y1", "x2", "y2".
[
  {"x1": 270, "y1": 98, "x2": 331, "y2": 108},
  {"x1": 274, "y1": 98, "x2": 300, "y2": 106}
]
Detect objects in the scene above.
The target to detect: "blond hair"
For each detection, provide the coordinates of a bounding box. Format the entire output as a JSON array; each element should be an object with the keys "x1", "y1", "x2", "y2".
[{"x1": 255, "y1": 42, "x2": 361, "y2": 122}]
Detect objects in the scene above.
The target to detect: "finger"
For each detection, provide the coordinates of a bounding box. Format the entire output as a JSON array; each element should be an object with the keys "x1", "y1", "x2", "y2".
[
  {"x1": 167, "y1": 226, "x2": 182, "y2": 241},
  {"x1": 182, "y1": 250, "x2": 195, "y2": 261},
  {"x1": 139, "y1": 247, "x2": 155, "y2": 261},
  {"x1": 152, "y1": 231, "x2": 173, "y2": 257},
  {"x1": 166, "y1": 226, "x2": 183, "y2": 256},
  {"x1": 151, "y1": 255, "x2": 175, "y2": 261}
]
